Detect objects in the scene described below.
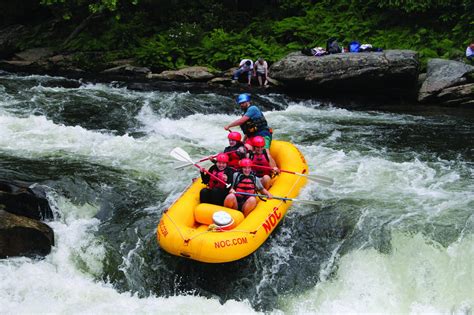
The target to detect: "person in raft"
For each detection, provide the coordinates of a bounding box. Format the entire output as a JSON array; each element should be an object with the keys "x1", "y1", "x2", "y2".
[
  {"x1": 224, "y1": 93, "x2": 272, "y2": 151},
  {"x1": 200, "y1": 153, "x2": 235, "y2": 206},
  {"x1": 224, "y1": 131, "x2": 248, "y2": 169},
  {"x1": 248, "y1": 136, "x2": 279, "y2": 189},
  {"x1": 224, "y1": 158, "x2": 272, "y2": 217}
]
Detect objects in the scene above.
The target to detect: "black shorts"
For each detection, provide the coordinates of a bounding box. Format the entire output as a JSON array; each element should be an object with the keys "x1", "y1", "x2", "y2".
[{"x1": 236, "y1": 196, "x2": 248, "y2": 211}]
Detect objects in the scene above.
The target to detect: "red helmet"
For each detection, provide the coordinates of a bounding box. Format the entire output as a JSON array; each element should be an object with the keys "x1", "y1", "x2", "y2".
[
  {"x1": 239, "y1": 158, "x2": 252, "y2": 167},
  {"x1": 216, "y1": 153, "x2": 229, "y2": 163},
  {"x1": 228, "y1": 131, "x2": 242, "y2": 141},
  {"x1": 252, "y1": 136, "x2": 265, "y2": 147}
]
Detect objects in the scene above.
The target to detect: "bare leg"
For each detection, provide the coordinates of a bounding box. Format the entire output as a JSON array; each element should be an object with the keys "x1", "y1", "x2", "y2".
[
  {"x1": 260, "y1": 175, "x2": 272, "y2": 190},
  {"x1": 224, "y1": 193, "x2": 238, "y2": 209},
  {"x1": 242, "y1": 197, "x2": 257, "y2": 216}
]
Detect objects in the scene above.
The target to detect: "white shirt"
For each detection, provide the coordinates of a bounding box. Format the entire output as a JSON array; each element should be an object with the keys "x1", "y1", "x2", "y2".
[
  {"x1": 239, "y1": 59, "x2": 254, "y2": 71},
  {"x1": 255, "y1": 60, "x2": 268, "y2": 74},
  {"x1": 466, "y1": 46, "x2": 474, "y2": 58}
]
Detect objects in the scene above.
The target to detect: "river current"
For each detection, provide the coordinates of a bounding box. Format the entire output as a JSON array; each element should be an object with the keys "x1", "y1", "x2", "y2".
[{"x1": 0, "y1": 72, "x2": 472, "y2": 314}]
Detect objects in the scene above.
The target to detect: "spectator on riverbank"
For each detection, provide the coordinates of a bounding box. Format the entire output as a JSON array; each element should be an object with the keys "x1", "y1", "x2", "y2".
[
  {"x1": 232, "y1": 59, "x2": 254, "y2": 86},
  {"x1": 466, "y1": 42, "x2": 474, "y2": 63},
  {"x1": 253, "y1": 58, "x2": 269, "y2": 86}
]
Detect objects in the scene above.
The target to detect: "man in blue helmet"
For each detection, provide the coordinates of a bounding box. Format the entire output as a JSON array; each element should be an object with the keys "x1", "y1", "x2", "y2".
[{"x1": 224, "y1": 93, "x2": 272, "y2": 150}]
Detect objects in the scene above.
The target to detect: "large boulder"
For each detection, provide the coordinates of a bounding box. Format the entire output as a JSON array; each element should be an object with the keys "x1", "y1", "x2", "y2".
[
  {"x1": 0, "y1": 24, "x2": 28, "y2": 59},
  {"x1": 270, "y1": 50, "x2": 419, "y2": 95},
  {"x1": 0, "y1": 210, "x2": 54, "y2": 258},
  {"x1": 418, "y1": 59, "x2": 474, "y2": 106},
  {"x1": 0, "y1": 180, "x2": 53, "y2": 220}
]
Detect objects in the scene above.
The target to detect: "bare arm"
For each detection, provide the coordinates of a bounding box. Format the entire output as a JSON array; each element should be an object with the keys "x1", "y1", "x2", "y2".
[
  {"x1": 224, "y1": 115, "x2": 250, "y2": 130},
  {"x1": 265, "y1": 149, "x2": 279, "y2": 174},
  {"x1": 259, "y1": 187, "x2": 272, "y2": 199}
]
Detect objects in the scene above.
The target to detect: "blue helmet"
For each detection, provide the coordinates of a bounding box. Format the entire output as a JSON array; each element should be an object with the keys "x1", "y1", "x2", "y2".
[{"x1": 236, "y1": 93, "x2": 250, "y2": 104}]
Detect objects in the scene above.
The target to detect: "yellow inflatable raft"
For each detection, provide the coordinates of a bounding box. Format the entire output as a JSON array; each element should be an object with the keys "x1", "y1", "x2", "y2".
[{"x1": 157, "y1": 140, "x2": 308, "y2": 263}]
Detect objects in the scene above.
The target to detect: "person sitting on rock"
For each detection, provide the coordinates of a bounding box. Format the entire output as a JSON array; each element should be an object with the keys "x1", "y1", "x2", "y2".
[
  {"x1": 200, "y1": 153, "x2": 234, "y2": 206},
  {"x1": 232, "y1": 59, "x2": 254, "y2": 86},
  {"x1": 253, "y1": 57, "x2": 269, "y2": 86},
  {"x1": 466, "y1": 42, "x2": 474, "y2": 63},
  {"x1": 224, "y1": 158, "x2": 272, "y2": 217}
]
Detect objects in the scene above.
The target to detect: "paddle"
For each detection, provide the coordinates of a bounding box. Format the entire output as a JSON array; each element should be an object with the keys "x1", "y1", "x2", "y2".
[
  {"x1": 235, "y1": 192, "x2": 321, "y2": 205},
  {"x1": 170, "y1": 147, "x2": 231, "y2": 188},
  {"x1": 251, "y1": 165, "x2": 334, "y2": 186},
  {"x1": 174, "y1": 149, "x2": 239, "y2": 170}
]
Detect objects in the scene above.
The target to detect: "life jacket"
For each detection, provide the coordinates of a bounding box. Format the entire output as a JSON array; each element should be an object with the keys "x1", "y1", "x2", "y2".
[
  {"x1": 234, "y1": 173, "x2": 257, "y2": 199},
  {"x1": 240, "y1": 106, "x2": 269, "y2": 137},
  {"x1": 250, "y1": 151, "x2": 270, "y2": 177},
  {"x1": 208, "y1": 168, "x2": 228, "y2": 189},
  {"x1": 224, "y1": 142, "x2": 246, "y2": 169}
]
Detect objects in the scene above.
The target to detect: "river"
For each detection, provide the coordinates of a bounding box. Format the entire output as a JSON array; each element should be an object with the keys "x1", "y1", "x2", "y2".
[{"x1": 0, "y1": 72, "x2": 472, "y2": 314}]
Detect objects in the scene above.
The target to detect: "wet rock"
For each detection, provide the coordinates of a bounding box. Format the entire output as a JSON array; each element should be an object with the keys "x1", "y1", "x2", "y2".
[
  {"x1": 0, "y1": 210, "x2": 54, "y2": 258},
  {"x1": 101, "y1": 64, "x2": 151, "y2": 77},
  {"x1": 418, "y1": 58, "x2": 474, "y2": 106},
  {"x1": 270, "y1": 50, "x2": 419, "y2": 96},
  {"x1": 0, "y1": 180, "x2": 53, "y2": 220},
  {"x1": 150, "y1": 66, "x2": 215, "y2": 81}
]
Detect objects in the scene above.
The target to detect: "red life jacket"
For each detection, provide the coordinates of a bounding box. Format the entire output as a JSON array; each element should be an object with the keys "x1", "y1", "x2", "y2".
[
  {"x1": 224, "y1": 142, "x2": 246, "y2": 169},
  {"x1": 234, "y1": 174, "x2": 257, "y2": 199},
  {"x1": 208, "y1": 168, "x2": 228, "y2": 189},
  {"x1": 250, "y1": 151, "x2": 270, "y2": 177}
]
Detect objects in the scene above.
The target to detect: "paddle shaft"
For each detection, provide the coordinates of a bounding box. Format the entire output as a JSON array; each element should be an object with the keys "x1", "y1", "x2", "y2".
[
  {"x1": 251, "y1": 164, "x2": 333, "y2": 185},
  {"x1": 234, "y1": 192, "x2": 320, "y2": 205},
  {"x1": 170, "y1": 147, "x2": 231, "y2": 188},
  {"x1": 193, "y1": 164, "x2": 231, "y2": 188},
  {"x1": 175, "y1": 149, "x2": 240, "y2": 170}
]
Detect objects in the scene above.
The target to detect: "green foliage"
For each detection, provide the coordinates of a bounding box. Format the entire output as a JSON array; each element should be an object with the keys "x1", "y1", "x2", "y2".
[
  {"x1": 135, "y1": 34, "x2": 186, "y2": 70},
  {"x1": 19, "y1": 0, "x2": 473, "y2": 71},
  {"x1": 188, "y1": 29, "x2": 287, "y2": 69},
  {"x1": 63, "y1": 15, "x2": 147, "y2": 51}
]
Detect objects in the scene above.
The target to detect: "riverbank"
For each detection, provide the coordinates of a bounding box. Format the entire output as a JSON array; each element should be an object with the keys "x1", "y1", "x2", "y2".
[{"x1": 1, "y1": 46, "x2": 473, "y2": 107}]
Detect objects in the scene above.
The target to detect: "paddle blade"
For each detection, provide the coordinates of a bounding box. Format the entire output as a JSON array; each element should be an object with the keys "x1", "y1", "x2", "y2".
[
  {"x1": 307, "y1": 174, "x2": 334, "y2": 186},
  {"x1": 174, "y1": 162, "x2": 193, "y2": 170},
  {"x1": 291, "y1": 198, "x2": 322, "y2": 205},
  {"x1": 170, "y1": 147, "x2": 194, "y2": 164}
]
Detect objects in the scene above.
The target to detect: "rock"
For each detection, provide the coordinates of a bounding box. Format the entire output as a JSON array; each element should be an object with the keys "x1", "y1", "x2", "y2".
[
  {"x1": 270, "y1": 50, "x2": 419, "y2": 95},
  {"x1": 208, "y1": 77, "x2": 233, "y2": 87},
  {"x1": 151, "y1": 66, "x2": 215, "y2": 81},
  {"x1": 0, "y1": 210, "x2": 54, "y2": 258},
  {"x1": 435, "y1": 83, "x2": 474, "y2": 106},
  {"x1": 418, "y1": 58, "x2": 474, "y2": 105},
  {"x1": 0, "y1": 180, "x2": 53, "y2": 220},
  {"x1": 101, "y1": 64, "x2": 151, "y2": 77},
  {"x1": 0, "y1": 24, "x2": 27, "y2": 59},
  {"x1": 13, "y1": 47, "x2": 55, "y2": 62}
]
